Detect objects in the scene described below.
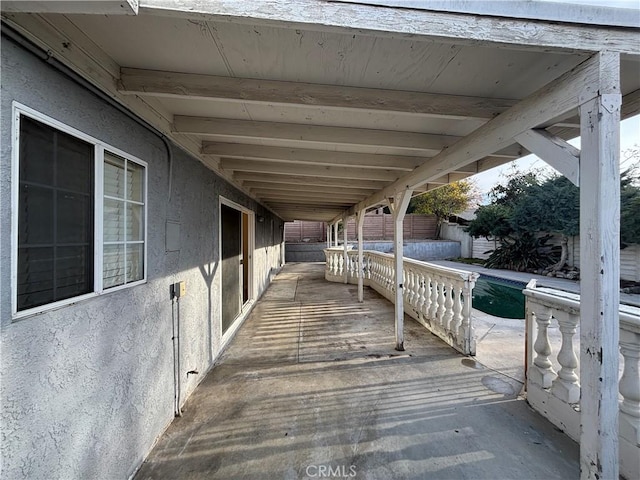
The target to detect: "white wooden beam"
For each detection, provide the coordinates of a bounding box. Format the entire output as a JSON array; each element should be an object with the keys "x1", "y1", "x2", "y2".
[
  {"x1": 120, "y1": 68, "x2": 516, "y2": 120},
  {"x1": 578, "y1": 51, "x2": 621, "y2": 480},
  {"x1": 185, "y1": 116, "x2": 523, "y2": 159},
  {"x1": 141, "y1": 0, "x2": 640, "y2": 54},
  {"x1": 250, "y1": 186, "x2": 373, "y2": 197},
  {"x1": 356, "y1": 210, "x2": 366, "y2": 303},
  {"x1": 548, "y1": 88, "x2": 640, "y2": 140},
  {"x1": 333, "y1": 223, "x2": 339, "y2": 247},
  {"x1": 256, "y1": 195, "x2": 359, "y2": 205},
  {"x1": 273, "y1": 205, "x2": 345, "y2": 213},
  {"x1": 203, "y1": 142, "x2": 426, "y2": 170},
  {"x1": 245, "y1": 182, "x2": 378, "y2": 195},
  {"x1": 343, "y1": 217, "x2": 349, "y2": 284},
  {"x1": 234, "y1": 172, "x2": 388, "y2": 190},
  {"x1": 515, "y1": 129, "x2": 580, "y2": 186},
  {"x1": 221, "y1": 159, "x2": 401, "y2": 181},
  {"x1": 340, "y1": 0, "x2": 640, "y2": 29},
  {"x1": 266, "y1": 200, "x2": 353, "y2": 209},
  {"x1": 176, "y1": 116, "x2": 459, "y2": 155},
  {"x1": 252, "y1": 189, "x2": 366, "y2": 201},
  {"x1": 390, "y1": 189, "x2": 413, "y2": 351},
  {"x1": 333, "y1": 52, "x2": 611, "y2": 224},
  {"x1": 1, "y1": 0, "x2": 138, "y2": 15},
  {"x1": 258, "y1": 195, "x2": 355, "y2": 209}
]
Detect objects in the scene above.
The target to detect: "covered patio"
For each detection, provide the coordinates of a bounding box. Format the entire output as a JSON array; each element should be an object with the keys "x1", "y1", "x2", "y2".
[
  {"x1": 2, "y1": 1, "x2": 638, "y2": 478},
  {"x1": 135, "y1": 263, "x2": 579, "y2": 479}
]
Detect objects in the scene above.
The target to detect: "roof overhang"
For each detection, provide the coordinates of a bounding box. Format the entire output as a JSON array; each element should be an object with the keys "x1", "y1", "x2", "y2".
[{"x1": 1, "y1": 0, "x2": 638, "y2": 222}]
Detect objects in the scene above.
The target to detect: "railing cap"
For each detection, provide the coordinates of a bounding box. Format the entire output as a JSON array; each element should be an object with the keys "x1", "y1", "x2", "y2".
[
  {"x1": 524, "y1": 283, "x2": 640, "y2": 330},
  {"x1": 344, "y1": 249, "x2": 479, "y2": 282}
]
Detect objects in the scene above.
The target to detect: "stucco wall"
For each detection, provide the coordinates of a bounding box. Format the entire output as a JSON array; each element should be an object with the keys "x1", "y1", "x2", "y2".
[{"x1": 0, "y1": 37, "x2": 283, "y2": 480}]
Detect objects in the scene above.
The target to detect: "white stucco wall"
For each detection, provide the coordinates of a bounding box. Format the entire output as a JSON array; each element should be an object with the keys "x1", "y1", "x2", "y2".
[{"x1": 0, "y1": 37, "x2": 284, "y2": 479}]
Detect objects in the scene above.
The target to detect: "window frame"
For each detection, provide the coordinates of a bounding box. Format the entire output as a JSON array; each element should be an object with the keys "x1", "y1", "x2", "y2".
[{"x1": 11, "y1": 102, "x2": 148, "y2": 320}]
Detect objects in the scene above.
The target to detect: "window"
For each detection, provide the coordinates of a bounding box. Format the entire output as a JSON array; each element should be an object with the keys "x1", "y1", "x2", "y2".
[
  {"x1": 103, "y1": 152, "x2": 145, "y2": 288},
  {"x1": 13, "y1": 105, "x2": 147, "y2": 316}
]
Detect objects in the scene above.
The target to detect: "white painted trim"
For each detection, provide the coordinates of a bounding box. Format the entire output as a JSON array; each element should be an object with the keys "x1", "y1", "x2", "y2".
[
  {"x1": 339, "y1": 0, "x2": 640, "y2": 29},
  {"x1": 1, "y1": 0, "x2": 139, "y2": 15},
  {"x1": 218, "y1": 196, "x2": 256, "y2": 341},
  {"x1": 10, "y1": 102, "x2": 148, "y2": 320},
  {"x1": 94, "y1": 145, "x2": 105, "y2": 293},
  {"x1": 140, "y1": 0, "x2": 640, "y2": 54}
]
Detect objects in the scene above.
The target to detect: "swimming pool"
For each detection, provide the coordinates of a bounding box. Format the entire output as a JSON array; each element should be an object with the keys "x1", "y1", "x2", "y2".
[{"x1": 472, "y1": 275, "x2": 526, "y2": 319}]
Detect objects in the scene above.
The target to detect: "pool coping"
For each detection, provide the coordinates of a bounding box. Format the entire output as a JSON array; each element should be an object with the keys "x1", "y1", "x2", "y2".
[{"x1": 430, "y1": 260, "x2": 640, "y2": 308}]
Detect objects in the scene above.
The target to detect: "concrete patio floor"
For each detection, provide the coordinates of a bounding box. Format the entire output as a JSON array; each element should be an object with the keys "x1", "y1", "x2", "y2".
[{"x1": 135, "y1": 263, "x2": 578, "y2": 480}]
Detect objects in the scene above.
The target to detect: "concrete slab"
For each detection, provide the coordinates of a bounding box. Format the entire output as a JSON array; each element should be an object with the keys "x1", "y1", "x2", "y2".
[{"x1": 135, "y1": 263, "x2": 578, "y2": 480}]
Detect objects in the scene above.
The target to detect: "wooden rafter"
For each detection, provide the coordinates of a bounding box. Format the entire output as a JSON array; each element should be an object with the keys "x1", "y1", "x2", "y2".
[{"x1": 120, "y1": 67, "x2": 517, "y2": 120}]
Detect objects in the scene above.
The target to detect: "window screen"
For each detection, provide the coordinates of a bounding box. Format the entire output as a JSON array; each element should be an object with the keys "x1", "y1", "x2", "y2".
[{"x1": 17, "y1": 116, "x2": 94, "y2": 311}]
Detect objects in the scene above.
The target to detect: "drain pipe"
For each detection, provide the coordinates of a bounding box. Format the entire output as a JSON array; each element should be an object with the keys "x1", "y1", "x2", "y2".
[{"x1": 171, "y1": 293, "x2": 182, "y2": 417}]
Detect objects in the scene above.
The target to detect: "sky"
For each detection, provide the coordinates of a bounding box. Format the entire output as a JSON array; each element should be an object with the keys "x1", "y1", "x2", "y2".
[{"x1": 470, "y1": 115, "x2": 640, "y2": 194}]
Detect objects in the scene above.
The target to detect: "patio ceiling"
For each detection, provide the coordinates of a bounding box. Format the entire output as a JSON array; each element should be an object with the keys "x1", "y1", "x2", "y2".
[{"x1": 2, "y1": 1, "x2": 639, "y2": 221}]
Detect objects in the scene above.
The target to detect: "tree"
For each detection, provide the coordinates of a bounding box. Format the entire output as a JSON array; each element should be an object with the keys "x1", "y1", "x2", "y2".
[
  {"x1": 467, "y1": 154, "x2": 640, "y2": 273},
  {"x1": 511, "y1": 176, "x2": 579, "y2": 271},
  {"x1": 410, "y1": 180, "x2": 477, "y2": 239},
  {"x1": 466, "y1": 168, "x2": 560, "y2": 272},
  {"x1": 621, "y1": 149, "x2": 640, "y2": 246},
  {"x1": 466, "y1": 204, "x2": 513, "y2": 240}
]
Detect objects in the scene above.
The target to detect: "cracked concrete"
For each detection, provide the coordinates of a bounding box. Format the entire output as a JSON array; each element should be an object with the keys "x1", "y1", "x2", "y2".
[{"x1": 135, "y1": 263, "x2": 578, "y2": 480}]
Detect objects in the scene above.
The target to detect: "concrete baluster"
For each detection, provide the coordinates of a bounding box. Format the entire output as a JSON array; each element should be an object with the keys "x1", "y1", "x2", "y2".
[
  {"x1": 444, "y1": 280, "x2": 455, "y2": 331},
  {"x1": 429, "y1": 276, "x2": 439, "y2": 320},
  {"x1": 530, "y1": 305, "x2": 556, "y2": 388},
  {"x1": 451, "y1": 283, "x2": 463, "y2": 334},
  {"x1": 417, "y1": 272, "x2": 426, "y2": 315},
  {"x1": 551, "y1": 310, "x2": 580, "y2": 403},
  {"x1": 437, "y1": 276, "x2": 446, "y2": 326}
]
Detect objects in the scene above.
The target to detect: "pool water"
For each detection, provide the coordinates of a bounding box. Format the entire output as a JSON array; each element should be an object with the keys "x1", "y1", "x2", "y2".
[{"x1": 472, "y1": 275, "x2": 526, "y2": 319}]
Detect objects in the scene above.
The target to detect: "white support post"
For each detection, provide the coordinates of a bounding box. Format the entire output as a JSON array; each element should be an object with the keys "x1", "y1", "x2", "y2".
[
  {"x1": 343, "y1": 217, "x2": 349, "y2": 284},
  {"x1": 333, "y1": 223, "x2": 339, "y2": 247},
  {"x1": 357, "y1": 209, "x2": 366, "y2": 302},
  {"x1": 327, "y1": 222, "x2": 332, "y2": 248},
  {"x1": 390, "y1": 189, "x2": 413, "y2": 351},
  {"x1": 578, "y1": 51, "x2": 621, "y2": 480}
]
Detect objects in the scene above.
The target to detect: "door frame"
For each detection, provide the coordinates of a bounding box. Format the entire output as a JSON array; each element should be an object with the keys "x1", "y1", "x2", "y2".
[{"x1": 219, "y1": 197, "x2": 255, "y2": 346}]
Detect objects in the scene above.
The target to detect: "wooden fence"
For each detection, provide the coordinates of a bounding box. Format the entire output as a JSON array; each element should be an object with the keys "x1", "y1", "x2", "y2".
[
  {"x1": 285, "y1": 214, "x2": 437, "y2": 243},
  {"x1": 440, "y1": 222, "x2": 640, "y2": 282}
]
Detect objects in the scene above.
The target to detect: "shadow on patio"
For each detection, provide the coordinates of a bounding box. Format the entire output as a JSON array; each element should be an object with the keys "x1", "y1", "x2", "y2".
[{"x1": 135, "y1": 263, "x2": 578, "y2": 480}]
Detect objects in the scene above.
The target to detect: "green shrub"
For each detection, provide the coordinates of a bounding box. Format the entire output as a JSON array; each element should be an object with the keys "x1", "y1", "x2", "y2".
[{"x1": 484, "y1": 234, "x2": 559, "y2": 272}]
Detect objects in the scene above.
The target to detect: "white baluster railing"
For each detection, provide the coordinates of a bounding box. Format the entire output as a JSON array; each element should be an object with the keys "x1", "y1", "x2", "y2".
[
  {"x1": 524, "y1": 281, "x2": 640, "y2": 480},
  {"x1": 324, "y1": 249, "x2": 479, "y2": 355}
]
